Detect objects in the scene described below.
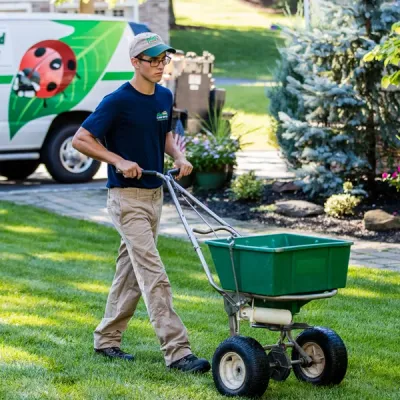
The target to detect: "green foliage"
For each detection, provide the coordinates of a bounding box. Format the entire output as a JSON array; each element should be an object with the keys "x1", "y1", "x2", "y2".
[
  {"x1": 231, "y1": 170, "x2": 264, "y2": 201},
  {"x1": 186, "y1": 109, "x2": 248, "y2": 172},
  {"x1": 186, "y1": 131, "x2": 240, "y2": 172},
  {"x1": 267, "y1": 0, "x2": 400, "y2": 198},
  {"x1": 364, "y1": 21, "x2": 400, "y2": 87},
  {"x1": 324, "y1": 182, "x2": 363, "y2": 218},
  {"x1": 324, "y1": 193, "x2": 361, "y2": 218}
]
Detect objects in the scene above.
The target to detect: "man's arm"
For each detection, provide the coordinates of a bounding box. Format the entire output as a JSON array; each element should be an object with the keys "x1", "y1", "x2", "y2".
[
  {"x1": 72, "y1": 127, "x2": 142, "y2": 179},
  {"x1": 165, "y1": 131, "x2": 192, "y2": 179}
]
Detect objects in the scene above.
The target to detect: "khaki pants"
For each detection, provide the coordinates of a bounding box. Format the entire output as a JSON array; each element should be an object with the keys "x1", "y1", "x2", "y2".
[{"x1": 94, "y1": 187, "x2": 192, "y2": 366}]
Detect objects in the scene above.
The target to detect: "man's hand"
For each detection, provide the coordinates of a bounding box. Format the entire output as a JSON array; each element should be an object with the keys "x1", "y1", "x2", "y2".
[
  {"x1": 115, "y1": 160, "x2": 142, "y2": 179},
  {"x1": 174, "y1": 157, "x2": 193, "y2": 180}
]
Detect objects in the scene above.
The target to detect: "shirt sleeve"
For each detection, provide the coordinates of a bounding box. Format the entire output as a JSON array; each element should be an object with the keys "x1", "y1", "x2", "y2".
[{"x1": 81, "y1": 94, "x2": 117, "y2": 140}]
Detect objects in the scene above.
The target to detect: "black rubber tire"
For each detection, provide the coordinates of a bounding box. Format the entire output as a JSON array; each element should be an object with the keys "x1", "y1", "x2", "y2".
[
  {"x1": 212, "y1": 336, "x2": 270, "y2": 398},
  {"x1": 0, "y1": 160, "x2": 40, "y2": 180},
  {"x1": 291, "y1": 327, "x2": 347, "y2": 386},
  {"x1": 42, "y1": 124, "x2": 100, "y2": 183}
]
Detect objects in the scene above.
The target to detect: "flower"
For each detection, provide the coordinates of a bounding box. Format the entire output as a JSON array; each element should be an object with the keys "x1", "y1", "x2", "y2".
[
  {"x1": 186, "y1": 132, "x2": 241, "y2": 172},
  {"x1": 382, "y1": 168, "x2": 400, "y2": 192},
  {"x1": 343, "y1": 181, "x2": 353, "y2": 193}
]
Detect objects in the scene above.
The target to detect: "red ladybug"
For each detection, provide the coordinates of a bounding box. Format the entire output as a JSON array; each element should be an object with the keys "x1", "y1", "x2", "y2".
[{"x1": 14, "y1": 40, "x2": 77, "y2": 101}]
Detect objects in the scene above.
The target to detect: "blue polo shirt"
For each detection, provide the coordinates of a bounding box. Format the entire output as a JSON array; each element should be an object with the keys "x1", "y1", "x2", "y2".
[{"x1": 82, "y1": 82, "x2": 173, "y2": 189}]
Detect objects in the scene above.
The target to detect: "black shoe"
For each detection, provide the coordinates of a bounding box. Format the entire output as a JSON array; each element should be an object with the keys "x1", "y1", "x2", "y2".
[
  {"x1": 95, "y1": 347, "x2": 134, "y2": 361},
  {"x1": 169, "y1": 354, "x2": 211, "y2": 374}
]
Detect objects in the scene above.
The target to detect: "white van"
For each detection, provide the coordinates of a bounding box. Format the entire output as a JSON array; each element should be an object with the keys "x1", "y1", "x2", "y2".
[{"x1": 0, "y1": 13, "x2": 135, "y2": 182}]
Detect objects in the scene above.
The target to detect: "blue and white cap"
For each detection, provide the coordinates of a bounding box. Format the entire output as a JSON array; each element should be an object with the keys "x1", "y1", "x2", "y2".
[{"x1": 129, "y1": 32, "x2": 176, "y2": 58}]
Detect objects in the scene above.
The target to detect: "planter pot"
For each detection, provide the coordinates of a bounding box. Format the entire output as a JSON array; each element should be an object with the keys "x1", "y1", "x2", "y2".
[
  {"x1": 177, "y1": 173, "x2": 195, "y2": 189},
  {"x1": 195, "y1": 171, "x2": 227, "y2": 190}
]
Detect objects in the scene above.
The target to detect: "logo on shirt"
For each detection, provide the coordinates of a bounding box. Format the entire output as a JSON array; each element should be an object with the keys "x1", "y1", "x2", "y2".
[{"x1": 156, "y1": 111, "x2": 168, "y2": 121}]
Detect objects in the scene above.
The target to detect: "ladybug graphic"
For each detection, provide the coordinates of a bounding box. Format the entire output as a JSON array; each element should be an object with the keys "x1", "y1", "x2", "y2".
[{"x1": 12, "y1": 40, "x2": 79, "y2": 107}]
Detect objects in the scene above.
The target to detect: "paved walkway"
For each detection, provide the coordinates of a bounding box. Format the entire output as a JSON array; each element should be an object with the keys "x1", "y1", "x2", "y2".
[{"x1": 1, "y1": 187, "x2": 399, "y2": 272}]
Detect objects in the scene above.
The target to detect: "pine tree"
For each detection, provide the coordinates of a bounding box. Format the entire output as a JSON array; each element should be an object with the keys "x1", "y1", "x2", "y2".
[{"x1": 268, "y1": 0, "x2": 400, "y2": 198}]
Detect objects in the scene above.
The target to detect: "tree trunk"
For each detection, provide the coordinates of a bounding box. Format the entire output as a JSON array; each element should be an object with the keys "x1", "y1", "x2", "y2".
[
  {"x1": 169, "y1": 0, "x2": 176, "y2": 28},
  {"x1": 364, "y1": 8, "x2": 377, "y2": 195},
  {"x1": 80, "y1": 0, "x2": 94, "y2": 14},
  {"x1": 366, "y1": 110, "x2": 377, "y2": 194}
]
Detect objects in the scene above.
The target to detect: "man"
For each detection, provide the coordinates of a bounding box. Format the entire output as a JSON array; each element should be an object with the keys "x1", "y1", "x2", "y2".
[{"x1": 72, "y1": 32, "x2": 210, "y2": 374}]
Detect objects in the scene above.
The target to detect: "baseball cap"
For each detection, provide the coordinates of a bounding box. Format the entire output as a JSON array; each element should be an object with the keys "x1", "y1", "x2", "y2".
[{"x1": 129, "y1": 32, "x2": 176, "y2": 58}]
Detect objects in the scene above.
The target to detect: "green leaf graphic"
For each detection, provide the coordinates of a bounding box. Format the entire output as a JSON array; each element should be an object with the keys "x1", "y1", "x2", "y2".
[{"x1": 8, "y1": 20, "x2": 125, "y2": 139}]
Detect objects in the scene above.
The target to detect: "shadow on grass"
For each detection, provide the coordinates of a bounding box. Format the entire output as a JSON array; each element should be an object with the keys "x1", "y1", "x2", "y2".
[{"x1": 170, "y1": 26, "x2": 283, "y2": 80}]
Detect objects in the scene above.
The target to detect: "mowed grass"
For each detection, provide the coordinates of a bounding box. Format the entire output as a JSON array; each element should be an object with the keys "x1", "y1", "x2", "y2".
[
  {"x1": 173, "y1": 0, "x2": 302, "y2": 30},
  {"x1": 170, "y1": 0, "x2": 302, "y2": 80},
  {"x1": 170, "y1": 0, "x2": 282, "y2": 148},
  {"x1": 220, "y1": 84, "x2": 278, "y2": 150},
  {"x1": 1, "y1": 201, "x2": 399, "y2": 399},
  {"x1": 170, "y1": 27, "x2": 282, "y2": 81}
]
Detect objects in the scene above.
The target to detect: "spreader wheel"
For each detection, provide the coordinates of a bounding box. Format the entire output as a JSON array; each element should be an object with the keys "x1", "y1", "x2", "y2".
[
  {"x1": 291, "y1": 327, "x2": 347, "y2": 386},
  {"x1": 212, "y1": 336, "x2": 270, "y2": 397}
]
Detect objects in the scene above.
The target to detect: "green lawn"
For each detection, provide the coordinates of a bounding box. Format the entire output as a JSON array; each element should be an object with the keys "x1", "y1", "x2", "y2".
[
  {"x1": 170, "y1": 27, "x2": 282, "y2": 81},
  {"x1": 170, "y1": 0, "x2": 302, "y2": 80},
  {"x1": 1, "y1": 201, "x2": 399, "y2": 399},
  {"x1": 221, "y1": 84, "x2": 278, "y2": 150},
  {"x1": 173, "y1": 0, "x2": 302, "y2": 30},
  {"x1": 171, "y1": 0, "x2": 283, "y2": 148}
]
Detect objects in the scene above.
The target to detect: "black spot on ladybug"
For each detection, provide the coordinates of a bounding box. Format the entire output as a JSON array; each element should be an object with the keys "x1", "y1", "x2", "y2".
[
  {"x1": 50, "y1": 58, "x2": 62, "y2": 70},
  {"x1": 34, "y1": 48, "x2": 46, "y2": 57},
  {"x1": 47, "y1": 82, "x2": 57, "y2": 92},
  {"x1": 67, "y1": 60, "x2": 76, "y2": 71}
]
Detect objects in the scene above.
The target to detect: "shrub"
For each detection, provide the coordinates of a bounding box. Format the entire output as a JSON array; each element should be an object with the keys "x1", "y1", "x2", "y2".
[
  {"x1": 231, "y1": 171, "x2": 264, "y2": 201},
  {"x1": 324, "y1": 181, "x2": 362, "y2": 218}
]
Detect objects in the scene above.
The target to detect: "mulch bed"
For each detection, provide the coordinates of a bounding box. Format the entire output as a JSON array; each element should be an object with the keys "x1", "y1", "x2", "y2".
[{"x1": 164, "y1": 182, "x2": 400, "y2": 243}]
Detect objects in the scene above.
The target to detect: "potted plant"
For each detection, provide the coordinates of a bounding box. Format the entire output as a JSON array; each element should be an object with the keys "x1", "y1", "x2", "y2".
[
  {"x1": 186, "y1": 104, "x2": 252, "y2": 190},
  {"x1": 185, "y1": 131, "x2": 241, "y2": 190}
]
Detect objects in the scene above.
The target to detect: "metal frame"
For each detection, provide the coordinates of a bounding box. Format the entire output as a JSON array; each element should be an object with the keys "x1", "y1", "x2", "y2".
[{"x1": 148, "y1": 170, "x2": 338, "y2": 371}]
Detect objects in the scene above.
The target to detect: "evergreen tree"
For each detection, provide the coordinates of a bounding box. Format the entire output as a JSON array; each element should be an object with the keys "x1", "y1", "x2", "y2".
[{"x1": 268, "y1": 0, "x2": 400, "y2": 198}]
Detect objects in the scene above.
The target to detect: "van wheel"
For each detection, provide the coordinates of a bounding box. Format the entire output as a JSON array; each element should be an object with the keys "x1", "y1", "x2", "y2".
[
  {"x1": 43, "y1": 124, "x2": 100, "y2": 183},
  {"x1": 0, "y1": 160, "x2": 40, "y2": 180}
]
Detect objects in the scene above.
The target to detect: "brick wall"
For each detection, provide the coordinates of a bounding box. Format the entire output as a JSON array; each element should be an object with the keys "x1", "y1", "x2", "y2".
[{"x1": 139, "y1": 0, "x2": 169, "y2": 44}]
